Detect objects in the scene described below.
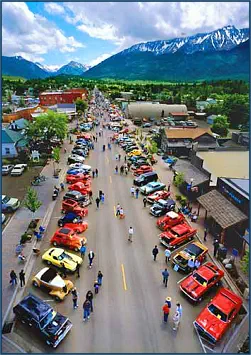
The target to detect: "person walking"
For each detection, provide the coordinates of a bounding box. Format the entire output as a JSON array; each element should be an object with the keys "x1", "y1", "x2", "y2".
[
  {"x1": 162, "y1": 302, "x2": 170, "y2": 323},
  {"x1": 162, "y1": 268, "x2": 169, "y2": 287},
  {"x1": 152, "y1": 245, "x2": 159, "y2": 261},
  {"x1": 92, "y1": 170, "x2": 95, "y2": 179},
  {"x1": 165, "y1": 248, "x2": 171, "y2": 263},
  {"x1": 94, "y1": 280, "x2": 99, "y2": 294},
  {"x1": 176, "y1": 303, "x2": 182, "y2": 317},
  {"x1": 135, "y1": 188, "x2": 139, "y2": 199},
  {"x1": 204, "y1": 228, "x2": 208, "y2": 241},
  {"x1": 83, "y1": 299, "x2": 91, "y2": 321},
  {"x1": 72, "y1": 288, "x2": 78, "y2": 309},
  {"x1": 172, "y1": 310, "x2": 181, "y2": 331},
  {"x1": 10, "y1": 270, "x2": 17, "y2": 286},
  {"x1": 125, "y1": 166, "x2": 128, "y2": 175},
  {"x1": 61, "y1": 263, "x2": 67, "y2": 278},
  {"x1": 187, "y1": 256, "x2": 195, "y2": 273},
  {"x1": 120, "y1": 165, "x2": 124, "y2": 175},
  {"x1": 89, "y1": 190, "x2": 93, "y2": 203},
  {"x1": 124, "y1": 156, "x2": 127, "y2": 163},
  {"x1": 213, "y1": 239, "x2": 220, "y2": 257},
  {"x1": 194, "y1": 259, "x2": 201, "y2": 271},
  {"x1": 95, "y1": 168, "x2": 98, "y2": 177},
  {"x1": 99, "y1": 190, "x2": 103, "y2": 199},
  {"x1": 101, "y1": 193, "x2": 105, "y2": 204},
  {"x1": 95, "y1": 197, "x2": 100, "y2": 209},
  {"x1": 115, "y1": 166, "x2": 118, "y2": 174},
  {"x1": 97, "y1": 271, "x2": 103, "y2": 286},
  {"x1": 19, "y1": 270, "x2": 25, "y2": 287},
  {"x1": 86, "y1": 290, "x2": 94, "y2": 312},
  {"x1": 76, "y1": 263, "x2": 80, "y2": 278},
  {"x1": 80, "y1": 241, "x2": 86, "y2": 259},
  {"x1": 128, "y1": 226, "x2": 134, "y2": 242},
  {"x1": 130, "y1": 186, "x2": 135, "y2": 197},
  {"x1": 118, "y1": 154, "x2": 121, "y2": 161},
  {"x1": 116, "y1": 203, "x2": 121, "y2": 216},
  {"x1": 167, "y1": 183, "x2": 171, "y2": 192},
  {"x1": 143, "y1": 197, "x2": 147, "y2": 207},
  {"x1": 88, "y1": 250, "x2": 95, "y2": 268}
]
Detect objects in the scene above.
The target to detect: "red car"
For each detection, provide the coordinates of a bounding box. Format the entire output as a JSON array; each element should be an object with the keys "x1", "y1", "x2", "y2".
[
  {"x1": 157, "y1": 211, "x2": 185, "y2": 231},
  {"x1": 147, "y1": 190, "x2": 170, "y2": 204},
  {"x1": 180, "y1": 262, "x2": 224, "y2": 302},
  {"x1": 50, "y1": 227, "x2": 87, "y2": 251},
  {"x1": 62, "y1": 222, "x2": 88, "y2": 234},
  {"x1": 159, "y1": 223, "x2": 196, "y2": 249},
  {"x1": 194, "y1": 288, "x2": 243, "y2": 344},
  {"x1": 133, "y1": 165, "x2": 153, "y2": 176},
  {"x1": 66, "y1": 174, "x2": 91, "y2": 184},
  {"x1": 68, "y1": 182, "x2": 92, "y2": 195},
  {"x1": 61, "y1": 199, "x2": 88, "y2": 217}
]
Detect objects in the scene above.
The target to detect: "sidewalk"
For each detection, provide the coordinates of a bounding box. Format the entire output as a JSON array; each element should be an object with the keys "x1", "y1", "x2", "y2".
[{"x1": 2, "y1": 139, "x2": 72, "y2": 328}]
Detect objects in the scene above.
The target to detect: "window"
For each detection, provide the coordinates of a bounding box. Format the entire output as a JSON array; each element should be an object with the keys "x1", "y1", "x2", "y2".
[{"x1": 5, "y1": 147, "x2": 10, "y2": 155}]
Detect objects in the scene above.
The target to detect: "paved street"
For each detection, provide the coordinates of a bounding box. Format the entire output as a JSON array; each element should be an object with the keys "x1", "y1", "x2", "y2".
[{"x1": 11, "y1": 111, "x2": 216, "y2": 353}]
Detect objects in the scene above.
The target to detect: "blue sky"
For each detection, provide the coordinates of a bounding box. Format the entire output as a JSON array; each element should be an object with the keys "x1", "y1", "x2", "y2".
[{"x1": 2, "y1": 2, "x2": 249, "y2": 70}]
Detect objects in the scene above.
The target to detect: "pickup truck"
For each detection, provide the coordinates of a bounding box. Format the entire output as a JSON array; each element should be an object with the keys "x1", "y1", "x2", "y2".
[{"x1": 13, "y1": 294, "x2": 72, "y2": 347}]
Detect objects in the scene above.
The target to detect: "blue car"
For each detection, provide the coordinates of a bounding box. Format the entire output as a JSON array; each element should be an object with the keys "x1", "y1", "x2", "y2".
[
  {"x1": 67, "y1": 168, "x2": 85, "y2": 175},
  {"x1": 58, "y1": 212, "x2": 82, "y2": 227}
]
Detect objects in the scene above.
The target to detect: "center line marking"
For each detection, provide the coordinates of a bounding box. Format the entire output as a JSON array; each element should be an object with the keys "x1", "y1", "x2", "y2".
[
  {"x1": 113, "y1": 205, "x2": 116, "y2": 217},
  {"x1": 109, "y1": 176, "x2": 112, "y2": 184},
  {"x1": 106, "y1": 157, "x2": 109, "y2": 164},
  {"x1": 121, "y1": 264, "x2": 127, "y2": 291}
]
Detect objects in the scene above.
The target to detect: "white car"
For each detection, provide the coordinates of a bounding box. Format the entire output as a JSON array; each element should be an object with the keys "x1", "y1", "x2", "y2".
[
  {"x1": 2, "y1": 165, "x2": 14, "y2": 175},
  {"x1": 69, "y1": 163, "x2": 91, "y2": 171},
  {"x1": 10, "y1": 164, "x2": 27, "y2": 176},
  {"x1": 2, "y1": 195, "x2": 20, "y2": 212},
  {"x1": 67, "y1": 155, "x2": 85, "y2": 164}
]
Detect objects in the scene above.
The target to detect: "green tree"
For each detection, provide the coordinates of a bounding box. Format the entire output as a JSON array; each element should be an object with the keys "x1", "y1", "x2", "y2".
[
  {"x1": 211, "y1": 115, "x2": 230, "y2": 137},
  {"x1": 174, "y1": 172, "x2": 185, "y2": 188},
  {"x1": 26, "y1": 110, "x2": 68, "y2": 143},
  {"x1": 23, "y1": 187, "x2": 42, "y2": 219},
  {"x1": 3, "y1": 107, "x2": 12, "y2": 114},
  {"x1": 52, "y1": 147, "x2": 60, "y2": 175},
  {"x1": 148, "y1": 140, "x2": 158, "y2": 154},
  {"x1": 222, "y1": 94, "x2": 249, "y2": 128},
  {"x1": 240, "y1": 250, "x2": 249, "y2": 275},
  {"x1": 75, "y1": 98, "x2": 88, "y2": 113},
  {"x1": 19, "y1": 96, "x2": 25, "y2": 107}
]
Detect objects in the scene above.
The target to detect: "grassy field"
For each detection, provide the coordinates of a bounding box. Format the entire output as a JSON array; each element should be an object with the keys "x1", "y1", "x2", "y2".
[{"x1": 2, "y1": 75, "x2": 26, "y2": 82}]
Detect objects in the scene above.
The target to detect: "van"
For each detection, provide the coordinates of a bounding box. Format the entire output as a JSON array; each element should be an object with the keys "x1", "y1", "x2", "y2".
[{"x1": 133, "y1": 172, "x2": 158, "y2": 186}]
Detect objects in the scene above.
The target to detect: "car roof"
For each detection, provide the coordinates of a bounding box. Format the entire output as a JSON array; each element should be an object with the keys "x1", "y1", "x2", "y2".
[
  {"x1": 15, "y1": 294, "x2": 51, "y2": 322},
  {"x1": 66, "y1": 190, "x2": 81, "y2": 196},
  {"x1": 47, "y1": 248, "x2": 64, "y2": 256},
  {"x1": 172, "y1": 224, "x2": 189, "y2": 233},
  {"x1": 213, "y1": 288, "x2": 242, "y2": 314},
  {"x1": 58, "y1": 228, "x2": 72, "y2": 234},
  {"x1": 166, "y1": 211, "x2": 179, "y2": 219}
]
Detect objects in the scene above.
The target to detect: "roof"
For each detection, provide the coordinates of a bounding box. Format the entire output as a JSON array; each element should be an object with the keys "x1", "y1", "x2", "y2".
[
  {"x1": 8, "y1": 118, "x2": 29, "y2": 130},
  {"x1": 197, "y1": 190, "x2": 247, "y2": 229},
  {"x1": 40, "y1": 91, "x2": 63, "y2": 95},
  {"x1": 221, "y1": 178, "x2": 249, "y2": 199},
  {"x1": 173, "y1": 159, "x2": 210, "y2": 186},
  {"x1": 57, "y1": 103, "x2": 76, "y2": 109},
  {"x1": 170, "y1": 112, "x2": 188, "y2": 116},
  {"x1": 165, "y1": 128, "x2": 213, "y2": 140},
  {"x1": 2, "y1": 128, "x2": 24, "y2": 144}
]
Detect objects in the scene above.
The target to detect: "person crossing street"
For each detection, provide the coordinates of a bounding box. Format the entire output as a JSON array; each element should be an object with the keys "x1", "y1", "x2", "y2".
[{"x1": 152, "y1": 245, "x2": 159, "y2": 261}]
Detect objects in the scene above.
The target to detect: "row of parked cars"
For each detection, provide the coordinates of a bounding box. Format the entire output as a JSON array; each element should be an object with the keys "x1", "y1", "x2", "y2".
[
  {"x1": 2, "y1": 163, "x2": 28, "y2": 176},
  {"x1": 13, "y1": 133, "x2": 96, "y2": 348},
  {"x1": 119, "y1": 132, "x2": 243, "y2": 346}
]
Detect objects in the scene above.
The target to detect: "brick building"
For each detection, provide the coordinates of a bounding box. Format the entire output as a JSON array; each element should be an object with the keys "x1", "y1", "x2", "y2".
[{"x1": 39, "y1": 89, "x2": 88, "y2": 106}]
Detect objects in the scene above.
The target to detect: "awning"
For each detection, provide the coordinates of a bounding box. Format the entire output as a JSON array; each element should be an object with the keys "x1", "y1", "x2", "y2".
[{"x1": 197, "y1": 190, "x2": 248, "y2": 229}]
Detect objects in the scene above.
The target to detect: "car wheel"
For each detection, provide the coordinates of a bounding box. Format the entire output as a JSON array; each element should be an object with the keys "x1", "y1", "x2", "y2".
[
  {"x1": 74, "y1": 247, "x2": 79, "y2": 252},
  {"x1": 47, "y1": 260, "x2": 52, "y2": 265},
  {"x1": 54, "y1": 296, "x2": 61, "y2": 302},
  {"x1": 32, "y1": 281, "x2": 39, "y2": 287},
  {"x1": 53, "y1": 242, "x2": 58, "y2": 246}
]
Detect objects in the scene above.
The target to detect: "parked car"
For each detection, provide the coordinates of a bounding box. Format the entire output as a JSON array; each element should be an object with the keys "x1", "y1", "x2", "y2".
[
  {"x1": 10, "y1": 164, "x2": 27, "y2": 176},
  {"x1": 180, "y1": 262, "x2": 224, "y2": 302},
  {"x1": 142, "y1": 123, "x2": 152, "y2": 128},
  {"x1": 58, "y1": 214, "x2": 88, "y2": 232},
  {"x1": 68, "y1": 182, "x2": 91, "y2": 195},
  {"x1": 67, "y1": 168, "x2": 86, "y2": 176},
  {"x1": 156, "y1": 211, "x2": 185, "y2": 230},
  {"x1": 159, "y1": 223, "x2": 197, "y2": 249},
  {"x1": 13, "y1": 294, "x2": 72, "y2": 348},
  {"x1": 69, "y1": 163, "x2": 92, "y2": 172},
  {"x1": 42, "y1": 248, "x2": 83, "y2": 272},
  {"x1": 128, "y1": 149, "x2": 142, "y2": 157},
  {"x1": 50, "y1": 227, "x2": 87, "y2": 251},
  {"x1": 133, "y1": 165, "x2": 153, "y2": 176},
  {"x1": 61, "y1": 198, "x2": 88, "y2": 217},
  {"x1": 66, "y1": 174, "x2": 91, "y2": 185},
  {"x1": 32, "y1": 267, "x2": 73, "y2": 301},
  {"x1": 2, "y1": 165, "x2": 14, "y2": 175},
  {"x1": 2, "y1": 195, "x2": 20, "y2": 212},
  {"x1": 194, "y1": 288, "x2": 243, "y2": 344},
  {"x1": 68, "y1": 155, "x2": 85, "y2": 164},
  {"x1": 134, "y1": 172, "x2": 158, "y2": 187},
  {"x1": 147, "y1": 190, "x2": 171, "y2": 204},
  {"x1": 140, "y1": 181, "x2": 166, "y2": 195},
  {"x1": 172, "y1": 241, "x2": 208, "y2": 272},
  {"x1": 125, "y1": 146, "x2": 139, "y2": 153},
  {"x1": 150, "y1": 199, "x2": 176, "y2": 217}
]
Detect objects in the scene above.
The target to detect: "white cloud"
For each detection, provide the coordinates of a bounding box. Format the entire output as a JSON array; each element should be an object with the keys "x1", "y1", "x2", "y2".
[
  {"x1": 64, "y1": 2, "x2": 249, "y2": 51},
  {"x1": 2, "y1": 2, "x2": 84, "y2": 59},
  {"x1": 89, "y1": 52, "x2": 114, "y2": 67},
  {"x1": 44, "y1": 2, "x2": 65, "y2": 15}
]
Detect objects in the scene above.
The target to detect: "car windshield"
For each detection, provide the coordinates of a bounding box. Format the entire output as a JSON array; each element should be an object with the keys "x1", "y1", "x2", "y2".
[
  {"x1": 208, "y1": 304, "x2": 227, "y2": 322},
  {"x1": 58, "y1": 252, "x2": 73, "y2": 261},
  {"x1": 2, "y1": 196, "x2": 10, "y2": 203},
  {"x1": 40, "y1": 311, "x2": 54, "y2": 329},
  {"x1": 193, "y1": 273, "x2": 207, "y2": 285}
]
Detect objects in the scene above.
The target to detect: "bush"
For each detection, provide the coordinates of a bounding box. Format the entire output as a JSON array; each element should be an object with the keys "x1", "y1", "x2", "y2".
[
  {"x1": 2, "y1": 158, "x2": 11, "y2": 165},
  {"x1": 20, "y1": 232, "x2": 32, "y2": 244},
  {"x1": 28, "y1": 220, "x2": 38, "y2": 229},
  {"x1": 180, "y1": 196, "x2": 188, "y2": 207},
  {"x1": 176, "y1": 194, "x2": 182, "y2": 201}
]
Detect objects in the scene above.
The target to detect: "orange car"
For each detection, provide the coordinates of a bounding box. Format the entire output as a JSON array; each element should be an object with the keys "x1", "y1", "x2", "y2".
[
  {"x1": 61, "y1": 199, "x2": 88, "y2": 217},
  {"x1": 50, "y1": 227, "x2": 87, "y2": 251},
  {"x1": 68, "y1": 182, "x2": 92, "y2": 195},
  {"x1": 133, "y1": 165, "x2": 153, "y2": 176},
  {"x1": 66, "y1": 174, "x2": 91, "y2": 184}
]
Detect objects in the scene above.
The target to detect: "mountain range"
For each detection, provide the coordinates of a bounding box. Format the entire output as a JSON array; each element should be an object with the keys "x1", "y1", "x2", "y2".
[{"x1": 2, "y1": 25, "x2": 249, "y2": 81}]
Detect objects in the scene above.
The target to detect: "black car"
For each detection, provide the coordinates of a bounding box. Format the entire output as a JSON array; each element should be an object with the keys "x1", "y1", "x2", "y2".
[
  {"x1": 150, "y1": 199, "x2": 176, "y2": 217},
  {"x1": 58, "y1": 212, "x2": 82, "y2": 227},
  {"x1": 125, "y1": 146, "x2": 138, "y2": 152},
  {"x1": 13, "y1": 294, "x2": 72, "y2": 348},
  {"x1": 63, "y1": 190, "x2": 88, "y2": 203},
  {"x1": 71, "y1": 149, "x2": 88, "y2": 157}
]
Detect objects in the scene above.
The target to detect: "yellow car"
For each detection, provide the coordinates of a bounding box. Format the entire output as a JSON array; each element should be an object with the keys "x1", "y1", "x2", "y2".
[
  {"x1": 42, "y1": 248, "x2": 83, "y2": 272},
  {"x1": 32, "y1": 267, "x2": 73, "y2": 301},
  {"x1": 128, "y1": 149, "x2": 142, "y2": 157}
]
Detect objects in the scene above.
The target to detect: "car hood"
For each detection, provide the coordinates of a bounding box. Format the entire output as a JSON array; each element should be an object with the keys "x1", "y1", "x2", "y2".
[
  {"x1": 151, "y1": 205, "x2": 162, "y2": 212},
  {"x1": 51, "y1": 275, "x2": 66, "y2": 288},
  {"x1": 44, "y1": 312, "x2": 68, "y2": 336},
  {"x1": 7, "y1": 198, "x2": 19, "y2": 205},
  {"x1": 196, "y1": 308, "x2": 226, "y2": 340},
  {"x1": 181, "y1": 277, "x2": 206, "y2": 297}
]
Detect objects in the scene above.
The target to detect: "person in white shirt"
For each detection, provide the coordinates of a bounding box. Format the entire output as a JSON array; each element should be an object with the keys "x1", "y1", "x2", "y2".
[
  {"x1": 165, "y1": 248, "x2": 171, "y2": 263},
  {"x1": 130, "y1": 186, "x2": 135, "y2": 197},
  {"x1": 194, "y1": 259, "x2": 201, "y2": 270},
  {"x1": 128, "y1": 227, "x2": 134, "y2": 242},
  {"x1": 187, "y1": 257, "x2": 195, "y2": 272}
]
